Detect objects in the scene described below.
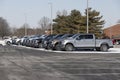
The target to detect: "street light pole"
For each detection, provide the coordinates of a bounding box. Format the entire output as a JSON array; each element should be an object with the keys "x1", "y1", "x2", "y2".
[
  {"x1": 24, "y1": 13, "x2": 27, "y2": 36},
  {"x1": 48, "y1": 3, "x2": 53, "y2": 34},
  {"x1": 87, "y1": 0, "x2": 89, "y2": 33}
]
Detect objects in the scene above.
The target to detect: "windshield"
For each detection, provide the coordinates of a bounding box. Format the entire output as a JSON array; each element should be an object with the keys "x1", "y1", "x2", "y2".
[{"x1": 71, "y1": 34, "x2": 79, "y2": 39}]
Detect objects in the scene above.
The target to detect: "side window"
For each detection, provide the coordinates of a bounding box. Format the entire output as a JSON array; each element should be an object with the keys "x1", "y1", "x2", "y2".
[
  {"x1": 76, "y1": 35, "x2": 85, "y2": 40},
  {"x1": 85, "y1": 35, "x2": 93, "y2": 39},
  {"x1": 80, "y1": 35, "x2": 85, "y2": 39},
  {"x1": 76, "y1": 35, "x2": 93, "y2": 40}
]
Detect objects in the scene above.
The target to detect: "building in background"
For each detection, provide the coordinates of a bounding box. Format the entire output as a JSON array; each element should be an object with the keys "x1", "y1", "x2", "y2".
[
  {"x1": 104, "y1": 24, "x2": 120, "y2": 44},
  {"x1": 104, "y1": 24, "x2": 120, "y2": 39}
]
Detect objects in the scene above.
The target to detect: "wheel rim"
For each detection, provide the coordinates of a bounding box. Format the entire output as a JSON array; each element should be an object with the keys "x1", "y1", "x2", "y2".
[
  {"x1": 55, "y1": 44, "x2": 61, "y2": 50},
  {"x1": 101, "y1": 45, "x2": 108, "y2": 52},
  {"x1": 65, "y1": 44, "x2": 74, "y2": 51}
]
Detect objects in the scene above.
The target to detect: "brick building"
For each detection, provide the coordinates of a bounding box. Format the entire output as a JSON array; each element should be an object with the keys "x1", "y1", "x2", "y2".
[{"x1": 103, "y1": 24, "x2": 120, "y2": 39}]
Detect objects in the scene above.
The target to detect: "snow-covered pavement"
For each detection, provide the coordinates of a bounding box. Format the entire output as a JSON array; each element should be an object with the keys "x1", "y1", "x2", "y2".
[
  {"x1": 108, "y1": 48, "x2": 120, "y2": 53},
  {"x1": 23, "y1": 45, "x2": 120, "y2": 53},
  {"x1": 43, "y1": 48, "x2": 120, "y2": 53}
]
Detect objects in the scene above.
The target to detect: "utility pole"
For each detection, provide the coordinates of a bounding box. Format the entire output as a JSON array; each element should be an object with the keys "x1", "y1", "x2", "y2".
[
  {"x1": 48, "y1": 3, "x2": 53, "y2": 34},
  {"x1": 87, "y1": 0, "x2": 89, "y2": 33},
  {"x1": 24, "y1": 13, "x2": 27, "y2": 36}
]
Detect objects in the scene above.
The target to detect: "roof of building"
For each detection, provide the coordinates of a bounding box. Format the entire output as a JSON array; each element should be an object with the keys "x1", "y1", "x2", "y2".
[{"x1": 104, "y1": 24, "x2": 120, "y2": 30}]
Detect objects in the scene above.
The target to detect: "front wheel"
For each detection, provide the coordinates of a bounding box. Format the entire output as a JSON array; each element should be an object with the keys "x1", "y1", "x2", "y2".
[
  {"x1": 65, "y1": 44, "x2": 75, "y2": 51},
  {"x1": 55, "y1": 44, "x2": 61, "y2": 51},
  {"x1": 100, "y1": 44, "x2": 108, "y2": 52}
]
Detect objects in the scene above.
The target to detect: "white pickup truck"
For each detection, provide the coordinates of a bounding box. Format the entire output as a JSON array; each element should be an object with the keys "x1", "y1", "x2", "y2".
[{"x1": 60, "y1": 34, "x2": 113, "y2": 51}]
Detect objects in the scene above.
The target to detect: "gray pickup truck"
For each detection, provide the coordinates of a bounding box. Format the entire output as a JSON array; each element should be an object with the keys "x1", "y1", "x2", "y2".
[{"x1": 60, "y1": 34, "x2": 113, "y2": 51}]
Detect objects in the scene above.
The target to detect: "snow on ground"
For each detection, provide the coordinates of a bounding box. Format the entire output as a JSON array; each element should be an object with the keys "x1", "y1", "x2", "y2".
[
  {"x1": 45, "y1": 48, "x2": 120, "y2": 53},
  {"x1": 21, "y1": 45, "x2": 120, "y2": 53},
  {"x1": 0, "y1": 40, "x2": 6, "y2": 46},
  {"x1": 108, "y1": 48, "x2": 120, "y2": 53}
]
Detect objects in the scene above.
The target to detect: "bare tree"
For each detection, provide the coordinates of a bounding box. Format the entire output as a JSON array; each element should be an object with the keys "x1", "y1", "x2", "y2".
[
  {"x1": 0, "y1": 17, "x2": 11, "y2": 38},
  {"x1": 12, "y1": 23, "x2": 31, "y2": 37},
  {"x1": 13, "y1": 27, "x2": 25, "y2": 37},
  {"x1": 62, "y1": 10, "x2": 68, "y2": 16},
  {"x1": 56, "y1": 11, "x2": 61, "y2": 16},
  {"x1": 56, "y1": 10, "x2": 68, "y2": 16},
  {"x1": 38, "y1": 16, "x2": 51, "y2": 34},
  {"x1": 117, "y1": 19, "x2": 120, "y2": 23},
  {"x1": 11, "y1": 27, "x2": 17, "y2": 36}
]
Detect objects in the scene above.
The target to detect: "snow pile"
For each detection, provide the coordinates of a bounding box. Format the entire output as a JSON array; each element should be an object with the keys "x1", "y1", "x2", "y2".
[
  {"x1": 34, "y1": 47, "x2": 120, "y2": 53},
  {"x1": 109, "y1": 48, "x2": 120, "y2": 53}
]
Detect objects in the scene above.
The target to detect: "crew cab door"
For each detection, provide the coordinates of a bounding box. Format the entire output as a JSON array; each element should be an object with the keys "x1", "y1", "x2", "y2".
[{"x1": 75, "y1": 34, "x2": 95, "y2": 47}]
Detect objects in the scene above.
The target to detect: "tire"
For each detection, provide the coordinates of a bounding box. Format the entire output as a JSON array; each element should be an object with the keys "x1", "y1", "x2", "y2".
[
  {"x1": 55, "y1": 44, "x2": 61, "y2": 51},
  {"x1": 46, "y1": 43, "x2": 52, "y2": 50},
  {"x1": 38, "y1": 43, "x2": 43, "y2": 48},
  {"x1": 17, "y1": 41, "x2": 21, "y2": 45},
  {"x1": 100, "y1": 44, "x2": 108, "y2": 52},
  {"x1": 65, "y1": 44, "x2": 74, "y2": 51},
  {"x1": 6, "y1": 41, "x2": 11, "y2": 45}
]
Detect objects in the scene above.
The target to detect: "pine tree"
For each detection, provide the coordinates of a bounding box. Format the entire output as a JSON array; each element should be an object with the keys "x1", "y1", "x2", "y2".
[
  {"x1": 84, "y1": 8, "x2": 105, "y2": 38},
  {"x1": 53, "y1": 9, "x2": 83, "y2": 34},
  {"x1": 53, "y1": 8, "x2": 105, "y2": 38},
  {"x1": 53, "y1": 15, "x2": 68, "y2": 34}
]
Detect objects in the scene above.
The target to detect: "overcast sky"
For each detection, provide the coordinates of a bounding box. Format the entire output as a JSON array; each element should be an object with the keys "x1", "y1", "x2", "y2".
[{"x1": 0, "y1": 0, "x2": 119, "y2": 28}]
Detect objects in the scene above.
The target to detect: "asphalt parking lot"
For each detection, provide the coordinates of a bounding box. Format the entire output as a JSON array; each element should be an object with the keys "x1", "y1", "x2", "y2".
[{"x1": 0, "y1": 45, "x2": 120, "y2": 80}]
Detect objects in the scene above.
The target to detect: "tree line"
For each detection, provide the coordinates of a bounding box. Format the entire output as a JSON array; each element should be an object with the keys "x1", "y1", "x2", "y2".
[
  {"x1": 0, "y1": 8, "x2": 119, "y2": 38},
  {"x1": 0, "y1": 16, "x2": 51, "y2": 38}
]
